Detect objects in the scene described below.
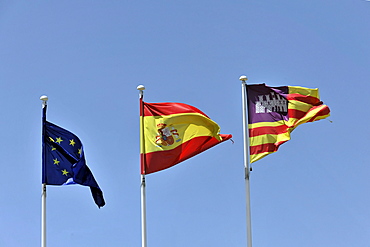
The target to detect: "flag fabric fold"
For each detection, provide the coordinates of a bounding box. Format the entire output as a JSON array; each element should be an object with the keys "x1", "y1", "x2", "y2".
[
  {"x1": 247, "y1": 84, "x2": 330, "y2": 163},
  {"x1": 42, "y1": 119, "x2": 105, "y2": 208},
  {"x1": 140, "y1": 100, "x2": 232, "y2": 174}
]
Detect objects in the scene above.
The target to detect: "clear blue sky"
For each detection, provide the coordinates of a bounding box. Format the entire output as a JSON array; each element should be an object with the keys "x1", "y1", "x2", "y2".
[{"x1": 1, "y1": 1, "x2": 369, "y2": 246}]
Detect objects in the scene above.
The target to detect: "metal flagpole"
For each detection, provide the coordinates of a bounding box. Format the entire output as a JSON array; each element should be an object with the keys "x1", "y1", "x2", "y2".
[
  {"x1": 141, "y1": 174, "x2": 147, "y2": 247},
  {"x1": 240, "y1": 76, "x2": 253, "y2": 247},
  {"x1": 41, "y1": 183, "x2": 46, "y2": 247},
  {"x1": 137, "y1": 85, "x2": 147, "y2": 247},
  {"x1": 40, "y1": 95, "x2": 48, "y2": 247}
]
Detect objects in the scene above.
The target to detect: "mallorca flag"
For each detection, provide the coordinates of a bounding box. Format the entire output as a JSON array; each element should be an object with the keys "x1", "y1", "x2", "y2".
[
  {"x1": 42, "y1": 117, "x2": 105, "y2": 208},
  {"x1": 247, "y1": 84, "x2": 330, "y2": 163},
  {"x1": 140, "y1": 99, "x2": 232, "y2": 174}
]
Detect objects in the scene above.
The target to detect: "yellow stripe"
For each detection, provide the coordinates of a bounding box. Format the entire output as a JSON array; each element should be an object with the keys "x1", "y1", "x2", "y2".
[
  {"x1": 249, "y1": 120, "x2": 297, "y2": 133},
  {"x1": 312, "y1": 114, "x2": 330, "y2": 122},
  {"x1": 250, "y1": 131, "x2": 291, "y2": 147},
  {"x1": 294, "y1": 105, "x2": 329, "y2": 127},
  {"x1": 288, "y1": 86, "x2": 319, "y2": 98},
  {"x1": 289, "y1": 100, "x2": 316, "y2": 112},
  {"x1": 250, "y1": 152, "x2": 274, "y2": 163},
  {"x1": 287, "y1": 101, "x2": 324, "y2": 127},
  {"x1": 248, "y1": 120, "x2": 287, "y2": 129},
  {"x1": 140, "y1": 113, "x2": 222, "y2": 153}
]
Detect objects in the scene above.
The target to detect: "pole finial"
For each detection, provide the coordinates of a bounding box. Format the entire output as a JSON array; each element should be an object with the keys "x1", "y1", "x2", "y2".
[
  {"x1": 40, "y1": 95, "x2": 48, "y2": 101},
  {"x1": 40, "y1": 95, "x2": 48, "y2": 108},
  {"x1": 137, "y1": 85, "x2": 145, "y2": 99},
  {"x1": 239, "y1": 75, "x2": 248, "y2": 82}
]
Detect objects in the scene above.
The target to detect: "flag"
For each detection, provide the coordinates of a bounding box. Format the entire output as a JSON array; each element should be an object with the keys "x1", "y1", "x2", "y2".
[
  {"x1": 140, "y1": 100, "x2": 232, "y2": 174},
  {"x1": 247, "y1": 84, "x2": 330, "y2": 163},
  {"x1": 42, "y1": 119, "x2": 105, "y2": 208}
]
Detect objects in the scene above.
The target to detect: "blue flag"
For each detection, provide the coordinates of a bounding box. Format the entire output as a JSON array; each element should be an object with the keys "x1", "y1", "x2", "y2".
[{"x1": 42, "y1": 118, "x2": 105, "y2": 208}]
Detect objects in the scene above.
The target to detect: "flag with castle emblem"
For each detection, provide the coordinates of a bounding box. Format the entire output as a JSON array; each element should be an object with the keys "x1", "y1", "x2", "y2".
[
  {"x1": 42, "y1": 113, "x2": 105, "y2": 208},
  {"x1": 140, "y1": 99, "x2": 232, "y2": 174},
  {"x1": 247, "y1": 84, "x2": 330, "y2": 163}
]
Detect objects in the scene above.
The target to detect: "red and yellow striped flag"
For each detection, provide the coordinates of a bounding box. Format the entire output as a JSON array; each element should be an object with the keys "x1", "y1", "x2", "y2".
[
  {"x1": 247, "y1": 84, "x2": 330, "y2": 163},
  {"x1": 140, "y1": 99, "x2": 232, "y2": 174}
]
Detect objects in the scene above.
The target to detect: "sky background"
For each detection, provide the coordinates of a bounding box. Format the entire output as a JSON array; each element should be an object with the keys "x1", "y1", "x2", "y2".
[{"x1": 1, "y1": 1, "x2": 369, "y2": 246}]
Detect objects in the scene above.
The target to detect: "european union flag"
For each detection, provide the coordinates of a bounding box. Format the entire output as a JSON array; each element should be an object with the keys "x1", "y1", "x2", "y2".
[{"x1": 42, "y1": 121, "x2": 105, "y2": 208}]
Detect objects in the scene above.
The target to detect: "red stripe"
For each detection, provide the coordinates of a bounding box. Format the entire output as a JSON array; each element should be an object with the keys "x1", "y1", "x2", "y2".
[
  {"x1": 142, "y1": 102, "x2": 209, "y2": 117},
  {"x1": 140, "y1": 97, "x2": 144, "y2": 117},
  {"x1": 288, "y1": 105, "x2": 330, "y2": 122},
  {"x1": 141, "y1": 134, "x2": 232, "y2": 174},
  {"x1": 249, "y1": 124, "x2": 288, "y2": 137},
  {"x1": 250, "y1": 141, "x2": 287, "y2": 155},
  {"x1": 307, "y1": 105, "x2": 330, "y2": 122},
  {"x1": 288, "y1": 109, "x2": 308, "y2": 119},
  {"x1": 288, "y1": 105, "x2": 329, "y2": 121},
  {"x1": 287, "y1": 94, "x2": 321, "y2": 105}
]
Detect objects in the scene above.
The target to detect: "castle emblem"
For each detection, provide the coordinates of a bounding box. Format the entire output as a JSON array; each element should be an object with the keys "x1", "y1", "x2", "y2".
[{"x1": 255, "y1": 92, "x2": 288, "y2": 114}]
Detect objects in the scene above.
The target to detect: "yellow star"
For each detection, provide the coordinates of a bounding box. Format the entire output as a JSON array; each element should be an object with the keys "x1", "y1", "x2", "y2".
[
  {"x1": 78, "y1": 148, "x2": 82, "y2": 155},
  {"x1": 53, "y1": 158, "x2": 60, "y2": 165},
  {"x1": 51, "y1": 145, "x2": 56, "y2": 151},
  {"x1": 61, "y1": 169, "x2": 69, "y2": 176},
  {"x1": 69, "y1": 139, "x2": 75, "y2": 146},
  {"x1": 55, "y1": 137, "x2": 63, "y2": 144},
  {"x1": 49, "y1": 137, "x2": 55, "y2": 142}
]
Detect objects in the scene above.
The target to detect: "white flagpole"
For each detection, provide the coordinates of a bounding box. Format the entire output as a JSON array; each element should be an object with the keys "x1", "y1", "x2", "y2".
[
  {"x1": 141, "y1": 174, "x2": 147, "y2": 247},
  {"x1": 40, "y1": 95, "x2": 48, "y2": 247},
  {"x1": 240, "y1": 76, "x2": 253, "y2": 247},
  {"x1": 41, "y1": 183, "x2": 46, "y2": 247},
  {"x1": 137, "y1": 85, "x2": 147, "y2": 247}
]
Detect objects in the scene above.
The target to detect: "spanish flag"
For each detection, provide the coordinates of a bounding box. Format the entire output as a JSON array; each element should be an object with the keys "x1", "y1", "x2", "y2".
[
  {"x1": 140, "y1": 99, "x2": 232, "y2": 174},
  {"x1": 247, "y1": 84, "x2": 330, "y2": 163}
]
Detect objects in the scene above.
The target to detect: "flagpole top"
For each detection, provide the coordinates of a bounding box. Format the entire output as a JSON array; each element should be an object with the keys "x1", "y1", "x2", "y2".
[
  {"x1": 137, "y1": 85, "x2": 145, "y2": 91},
  {"x1": 239, "y1": 75, "x2": 248, "y2": 82},
  {"x1": 40, "y1": 95, "x2": 48, "y2": 102}
]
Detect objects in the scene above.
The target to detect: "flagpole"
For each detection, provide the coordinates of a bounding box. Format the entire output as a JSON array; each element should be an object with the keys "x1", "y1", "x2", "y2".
[
  {"x1": 240, "y1": 76, "x2": 253, "y2": 247},
  {"x1": 40, "y1": 95, "x2": 48, "y2": 247},
  {"x1": 140, "y1": 174, "x2": 147, "y2": 247},
  {"x1": 41, "y1": 183, "x2": 46, "y2": 247},
  {"x1": 137, "y1": 85, "x2": 147, "y2": 247}
]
